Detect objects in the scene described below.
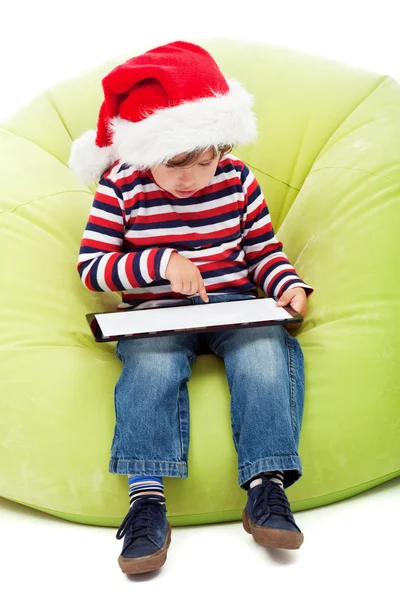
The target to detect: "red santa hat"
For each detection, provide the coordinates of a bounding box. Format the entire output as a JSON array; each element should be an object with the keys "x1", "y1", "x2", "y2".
[{"x1": 68, "y1": 41, "x2": 257, "y2": 184}]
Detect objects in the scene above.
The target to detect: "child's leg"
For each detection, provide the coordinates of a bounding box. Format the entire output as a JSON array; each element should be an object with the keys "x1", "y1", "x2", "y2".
[
  {"x1": 205, "y1": 325, "x2": 304, "y2": 489},
  {"x1": 112, "y1": 333, "x2": 200, "y2": 575},
  {"x1": 206, "y1": 324, "x2": 305, "y2": 549},
  {"x1": 110, "y1": 332, "x2": 200, "y2": 479}
]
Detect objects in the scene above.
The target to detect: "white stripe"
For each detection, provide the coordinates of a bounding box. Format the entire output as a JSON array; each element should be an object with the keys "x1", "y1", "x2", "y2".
[
  {"x1": 95, "y1": 255, "x2": 113, "y2": 292},
  {"x1": 78, "y1": 251, "x2": 104, "y2": 263},
  {"x1": 203, "y1": 268, "x2": 249, "y2": 285},
  {"x1": 117, "y1": 254, "x2": 134, "y2": 289},
  {"x1": 125, "y1": 215, "x2": 240, "y2": 239},
  {"x1": 178, "y1": 239, "x2": 241, "y2": 259},
  {"x1": 159, "y1": 249, "x2": 175, "y2": 279},
  {"x1": 83, "y1": 229, "x2": 122, "y2": 246},
  {"x1": 244, "y1": 213, "x2": 271, "y2": 233},
  {"x1": 90, "y1": 206, "x2": 124, "y2": 225},
  {"x1": 245, "y1": 243, "x2": 283, "y2": 258},
  {"x1": 124, "y1": 190, "x2": 244, "y2": 217},
  {"x1": 139, "y1": 249, "x2": 153, "y2": 284}
]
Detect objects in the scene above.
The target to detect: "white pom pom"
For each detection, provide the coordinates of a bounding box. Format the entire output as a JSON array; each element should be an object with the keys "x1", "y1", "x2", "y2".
[{"x1": 68, "y1": 130, "x2": 116, "y2": 185}]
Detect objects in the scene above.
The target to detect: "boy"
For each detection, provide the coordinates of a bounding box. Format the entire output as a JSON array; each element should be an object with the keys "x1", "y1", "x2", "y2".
[{"x1": 69, "y1": 41, "x2": 313, "y2": 575}]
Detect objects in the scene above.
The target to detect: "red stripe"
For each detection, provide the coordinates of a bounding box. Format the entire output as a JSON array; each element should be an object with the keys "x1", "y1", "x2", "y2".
[
  {"x1": 132, "y1": 202, "x2": 240, "y2": 225},
  {"x1": 245, "y1": 176, "x2": 258, "y2": 197},
  {"x1": 124, "y1": 253, "x2": 139, "y2": 288},
  {"x1": 198, "y1": 260, "x2": 239, "y2": 273},
  {"x1": 103, "y1": 253, "x2": 119, "y2": 289},
  {"x1": 147, "y1": 248, "x2": 158, "y2": 280},
  {"x1": 131, "y1": 225, "x2": 240, "y2": 246},
  {"x1": 205, "y1": 277, "x2": 250, "y2": 292},
  {"x1": 244, "y1": 221, "x2": 274, "y2": 241},
  {"x1": 245, "y1": 241, "x2": 282, "y2": 262},
  {"x1": 245, "y1": 241, "x2": 282, "y2": 259},
  {"x1": 80, "y1": 237, "x2": 120, "y2": 252},
  {"x1": 94, "y1": 191, "x2": 122, "y2": 206},
  {"x1": 82, "y1": 268, "x2": 96, "y2": 291},
  {"x1": 89, "y1": 214, "x2": 124, "y2": 232}
]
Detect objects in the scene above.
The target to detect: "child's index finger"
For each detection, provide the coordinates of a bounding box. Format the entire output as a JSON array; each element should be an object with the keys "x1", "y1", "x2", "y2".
[{"x1": 198, "y1": 280, "x2": 209, "y2": 303}]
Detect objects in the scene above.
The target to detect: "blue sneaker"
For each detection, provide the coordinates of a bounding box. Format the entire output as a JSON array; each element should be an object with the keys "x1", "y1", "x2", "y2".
[
  {"x1": 242, "y1": 474, "x2": 304, "y2": 549},
  {"x1": 116, "y1": 497, "x2": 171, "y2": 574}
]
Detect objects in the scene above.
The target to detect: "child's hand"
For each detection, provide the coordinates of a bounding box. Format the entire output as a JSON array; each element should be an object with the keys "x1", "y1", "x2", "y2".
[
  {"x1": 276, "y1": 287, "x2": 307, "y2": 327},
  {"x1": 165, "y1": 253, "x2": 209, "y2": 303}
]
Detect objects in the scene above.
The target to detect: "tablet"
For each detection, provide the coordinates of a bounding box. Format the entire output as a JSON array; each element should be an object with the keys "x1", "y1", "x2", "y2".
[{"x1": 86, "y1": 297, "x2": 303, "y2": 343}]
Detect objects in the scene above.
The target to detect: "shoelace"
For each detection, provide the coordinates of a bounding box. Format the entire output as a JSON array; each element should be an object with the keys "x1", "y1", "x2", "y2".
[
  {"x1": 252, "y1": 479, "x2": 296, "y2": 527},
  {"x1": 116, "y1": 496, "x2": 166, "y2": 541}
]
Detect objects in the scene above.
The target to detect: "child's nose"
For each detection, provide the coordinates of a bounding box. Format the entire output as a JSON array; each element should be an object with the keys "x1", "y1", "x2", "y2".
[{"x1": 179, "y1": 168, "x2": 196, "y2": 185}]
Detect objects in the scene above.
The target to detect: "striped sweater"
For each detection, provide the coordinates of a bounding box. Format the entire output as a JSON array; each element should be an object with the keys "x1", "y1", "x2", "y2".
[{"x1": 78, "y1": 154, "x2": 312, "y2": 309}]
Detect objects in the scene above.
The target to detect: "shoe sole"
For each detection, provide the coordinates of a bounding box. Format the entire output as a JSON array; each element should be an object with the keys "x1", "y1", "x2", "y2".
[
  {"x1": 242, "y1": 510, "x2": 304, "y2": 550},
  {"x1": 118, "y1": 523, "x2": 172, "y2": 575}
]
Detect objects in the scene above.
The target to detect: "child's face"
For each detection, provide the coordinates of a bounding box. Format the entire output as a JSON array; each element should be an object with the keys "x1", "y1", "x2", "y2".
[{"x1": 151, "y1": 148, "x2": 220, "y2": 198}]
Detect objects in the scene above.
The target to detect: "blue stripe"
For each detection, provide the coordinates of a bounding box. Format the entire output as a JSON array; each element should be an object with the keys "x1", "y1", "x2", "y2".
[
  {"x1": 128, "y1": 476, "x2": 163, "y2": 485},
  {"x1": 93, "y1": 198, "x2": 122, "y2": 217},
  {"x1": 117, "y1": 163, "x2": 133, "y2": 175},
  {"x1": 132, "y1": 252, "x2": 148, "y2": 286},
  {"x1": 130, "y1": 209, "x2": 240, "y2": 231},
  {"x1": 154, "y1": 249, "x2": 163, "y2": 278},
  {"x1": 244, "y1": 229, "x2": 277, "y2": 247},
  {"x1": 98, "y1": 177, "x2": 123, "y2": 200},
  {"x1": 88, "y1": 259, "x2": 104, "y2": 292},
  {"x1": 79, "y1": 245, "x2": 104, "y2": 256},
  {"x1": 240, "y1": 163, "x2": 250, "y2": 185},
  {"x1": 111, "y1": 256, "x2": 125, "y2": 289},
  {"x1": 203, "y1": 263, "x2": 247, "y2": 280},
  {"x1": 120, "y1": 174, "x2": 153, "y2": 195},
  {"x1": 85, "y1": 221, "x2": 123, "y2": 239}
]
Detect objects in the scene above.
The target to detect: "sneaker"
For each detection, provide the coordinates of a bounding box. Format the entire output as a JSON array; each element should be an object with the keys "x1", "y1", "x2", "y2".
[
  {"x1": 242, "y1": 474, "x2": 304, "y2": 549},
  {"x1": 116, "y1": 497, "x2": 171, "y2": 574}
]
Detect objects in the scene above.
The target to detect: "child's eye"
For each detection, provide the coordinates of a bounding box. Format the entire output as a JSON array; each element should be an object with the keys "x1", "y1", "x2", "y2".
[
  {"x1": 165, "y1": 164, "x2": 175, "y2": 169},
  {"x1": 199, "y1": 162, "x2": 212, "y2": 167}
]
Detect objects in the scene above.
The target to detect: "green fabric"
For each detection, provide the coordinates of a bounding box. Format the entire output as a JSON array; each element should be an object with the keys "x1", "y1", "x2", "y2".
[{"x1": 0, "y1": 40, "x2": 399, "y2": 526}]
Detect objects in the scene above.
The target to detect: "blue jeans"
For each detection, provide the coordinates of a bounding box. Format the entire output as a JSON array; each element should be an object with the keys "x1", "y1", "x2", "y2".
[{"x1": 109, "y1": 294, "x2": 305, "y2": 489}]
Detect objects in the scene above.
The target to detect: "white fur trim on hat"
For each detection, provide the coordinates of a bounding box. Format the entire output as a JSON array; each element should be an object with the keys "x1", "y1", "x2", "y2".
[
  {"x1": 110, "y1": 79, "x2": 256, "y2": 170},
  {"x1": 68, "y1": 130, "x2": 117, "y2": 185}
]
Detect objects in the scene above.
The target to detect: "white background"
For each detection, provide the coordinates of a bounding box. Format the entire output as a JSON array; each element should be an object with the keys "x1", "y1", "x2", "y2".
[{"x1": 1, "y1": 1, "x2": 399, "y2": 598}]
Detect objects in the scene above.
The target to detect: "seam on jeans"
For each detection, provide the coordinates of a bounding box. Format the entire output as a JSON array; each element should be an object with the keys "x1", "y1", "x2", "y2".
[
  {"x1": 177, "y1": 356, "x2": 194, "y2": 463},
  {"x1": 238, "y1": 455, "x2": 302, "y2": 471},
  {"x1": 110, "y1": 458, "x2": 188, "y2": 465},
  {"x1": 285, "y1": 331, "x2": 299, "y2": 442}
]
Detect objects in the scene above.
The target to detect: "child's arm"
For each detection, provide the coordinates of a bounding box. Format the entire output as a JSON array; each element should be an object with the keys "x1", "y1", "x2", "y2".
[
  {"x1": 241, "y1": 166, "x2": 313, "y2": 306},
  {"x1": 77, "y1": 175, "x2": 176, "y2": 292}
]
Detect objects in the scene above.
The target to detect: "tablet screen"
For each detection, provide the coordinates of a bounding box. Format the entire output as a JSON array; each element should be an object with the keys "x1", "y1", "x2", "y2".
[{"x1": 88, "y1": 297, "x2": 300, "y2": 342}]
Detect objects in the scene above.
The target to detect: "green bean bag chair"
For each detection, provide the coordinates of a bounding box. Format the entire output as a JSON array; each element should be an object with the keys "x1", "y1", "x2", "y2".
[{"x1": 1, "y1": 40, "x2": 399, "y2": 526}]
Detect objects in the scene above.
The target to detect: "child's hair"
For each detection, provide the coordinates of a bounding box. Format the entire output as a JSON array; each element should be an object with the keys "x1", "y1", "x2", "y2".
[{"x1": 166, "y1": 144, "x2": 233, "y2": 168}]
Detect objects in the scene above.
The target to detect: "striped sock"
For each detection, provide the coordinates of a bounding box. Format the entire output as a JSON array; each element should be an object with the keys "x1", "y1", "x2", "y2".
[
  {"x1": 128, "y1": 475, "x2": 166, "y2": 507},
  {"x1": 249, "y1": 471, "x2": 285, "y2": 490}
]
